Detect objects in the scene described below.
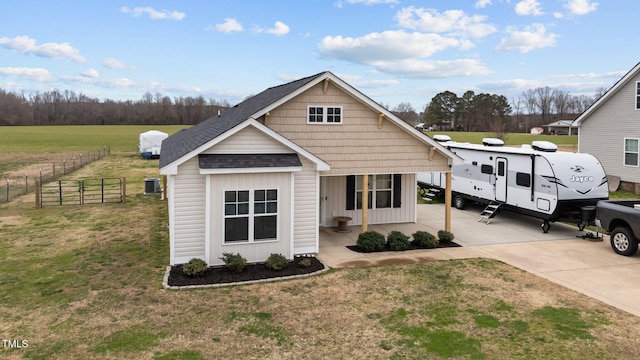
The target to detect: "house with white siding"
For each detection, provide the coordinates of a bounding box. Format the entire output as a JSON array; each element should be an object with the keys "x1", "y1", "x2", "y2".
[
  {"x1": 573, "y1": 61, "x2": 640, "y2": 193},
  {"x1": 160, "y1": 72, "x2": 461, "y2": 266}
]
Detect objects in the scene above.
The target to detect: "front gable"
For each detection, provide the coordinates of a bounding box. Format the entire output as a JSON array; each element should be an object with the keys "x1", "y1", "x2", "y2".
[{"x1": 261, "y1": 81, "x2": 452, "y2": 175}]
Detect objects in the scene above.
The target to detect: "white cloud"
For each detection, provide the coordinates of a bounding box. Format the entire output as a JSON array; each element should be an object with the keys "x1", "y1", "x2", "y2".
[
  {"x1": 318, "y1": 30, "x2": 463, "y2": 63},
  {"x1": 318, "y1": 30, "x2": 490, "y2": 78},
  {"x1": 214, "y1": 18, "x2": 243, "y2": 33},
  {"x1": 0, "y1": 67, "x2": 52, "y2": 82},
  {"x1": 266, "y1": 21, "x2": 290, "y2": 36},
  {"x1": 102, "y1": 58, "x2": 131, "y2": 70},
  {"x1": 396, "y1": 7, "x2": 496, "y2": 38},
  {"x1": 515, "y1": 0, "x2": 544, "y2": 16},
  {"x1": 0, "y1": 35, "x2": 86, "y2": 63},
  {"x1": 120, "y1": 6, "x2": 185, "y2": 20},
  {"x1": 563, "y1": 0, "x2": 598, "y2": 15},
  {"x1": 372, "y1": 59, "x2": 492, "y2": 78},
  {"x1": 81, "y1": 68, "x2": 100, "y2": 78},
  {"x1": 475, "y1": 0, "x2": 492, "y2": 8},
  {"x1": 495, "y1": 24, "x2": 557, "y2": 53}
]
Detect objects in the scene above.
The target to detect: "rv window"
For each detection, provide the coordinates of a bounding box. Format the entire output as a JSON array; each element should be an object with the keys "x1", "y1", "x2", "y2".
[
  {"x1": 516, "y1": 173, "x2": 531, "y2": 187},
  {"x1": 481, "y1": 164, "x2": 493, "y2": 174},
  {"x1": 497, "y1": 162, "x2": 505, "y2": 176}
]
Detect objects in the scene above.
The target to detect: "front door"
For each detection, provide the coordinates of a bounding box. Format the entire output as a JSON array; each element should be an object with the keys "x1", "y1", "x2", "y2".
[{"x1": 495, "y1": 157, "x2": 507, "y2": 202}]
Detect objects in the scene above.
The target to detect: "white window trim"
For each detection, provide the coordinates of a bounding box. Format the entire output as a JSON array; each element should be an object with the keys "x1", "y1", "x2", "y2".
[
  {"x1": 223, "y1": 188, "x2": 279, "y2": 244},
  {"x1": 307, "y1": 105, "x2": 343, "y2": 124},
  {"x1": 356, "y1": 174, "x2": 393, "y2": 210},
  {"x1": 623, "y1": 137, "x2": 640, "y2": 167}
]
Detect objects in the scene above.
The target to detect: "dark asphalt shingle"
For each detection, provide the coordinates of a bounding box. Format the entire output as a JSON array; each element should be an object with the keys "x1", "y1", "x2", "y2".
[
  {"x1": 198, "y1": 153, "x2": 302, "y2": 169},
  {"x1": 160, "y1": 72, "x2": 325, "y2": 169}
]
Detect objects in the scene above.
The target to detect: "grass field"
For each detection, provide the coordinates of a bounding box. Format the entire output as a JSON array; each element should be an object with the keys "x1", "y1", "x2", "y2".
[
  {"x1": 0, "y1": 125, "x2": 188, "y2": 153},
  {"x1": 1, "y1": 128, "x2": 640, "y2": 359}
]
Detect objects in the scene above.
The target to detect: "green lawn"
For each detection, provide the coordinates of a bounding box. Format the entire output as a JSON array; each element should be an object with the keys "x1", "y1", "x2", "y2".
[{"x1": 0, "y1": 125, "x2": 188, "y2": 153}]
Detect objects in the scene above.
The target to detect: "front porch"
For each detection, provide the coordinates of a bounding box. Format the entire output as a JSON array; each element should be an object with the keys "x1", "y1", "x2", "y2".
[{"x1": 317, "y1": 204, "x2": 473, "y2": 268}]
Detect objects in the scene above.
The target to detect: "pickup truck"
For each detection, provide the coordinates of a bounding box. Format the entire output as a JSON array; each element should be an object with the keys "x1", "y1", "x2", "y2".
[{"x1": 595, "y1": 200, "x2": 640, "y2": 256}]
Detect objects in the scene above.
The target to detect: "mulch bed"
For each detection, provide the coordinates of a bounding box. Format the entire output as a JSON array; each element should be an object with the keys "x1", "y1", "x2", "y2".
[
  {"x1": 167, "y1": 257, "x2": 325, "y2": 287},
  {"x1": 346, "y1": 241, "x2": 460, "y2": 253}
]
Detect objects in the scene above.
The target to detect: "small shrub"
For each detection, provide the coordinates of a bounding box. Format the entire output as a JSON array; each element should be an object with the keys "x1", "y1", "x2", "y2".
[
  {"x1": 438, "y1": 230, "x2": 455, "y2": 243},
  {"x1": 220, "y1": 252, "x2": 247, "y2": 273},
  {"x1": 387, "y1": 230, "x2": 410, "y2": 251},
  {"x1": 412, "y1": 230, "x2": 438, "y2": 249},
  {"x1": 297, "y1": 257, "x2": 312, "y2": 268},
  {"x1": 356, "y1": 231, "x2": 386, "y2": 252},
  {"x1": 266, "y1": 253, "x2": 289, "y2": 271},
  {"x1": 182, "y1": 258, "x2": 208, "y2": 277}
]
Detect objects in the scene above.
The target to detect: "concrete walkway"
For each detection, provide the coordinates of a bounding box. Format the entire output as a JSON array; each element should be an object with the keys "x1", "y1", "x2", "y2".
[{"x1": 318, "y1": 203, "x2": 640, "y2": 317}]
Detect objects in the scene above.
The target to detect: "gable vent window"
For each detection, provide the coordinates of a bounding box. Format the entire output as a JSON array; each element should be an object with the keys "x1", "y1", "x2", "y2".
[
  {"x1": 637, "y1": 82, "x2": 640, "y2": 110},
  {"x1": 308, "y1": 106, "x2": 342, "y2": 124}
]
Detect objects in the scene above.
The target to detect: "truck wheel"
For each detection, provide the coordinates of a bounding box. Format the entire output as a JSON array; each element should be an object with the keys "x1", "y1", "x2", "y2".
[
  {"x1": 610, "y1": 227, "x2": 639, "y2": 256},
  {"x1": 453, "y1": 195, "x2": 465, "y2": 210}
]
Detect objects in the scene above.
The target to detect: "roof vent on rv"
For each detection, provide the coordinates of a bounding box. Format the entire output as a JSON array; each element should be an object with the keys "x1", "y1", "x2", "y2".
[
  {"x1": 531, "y1": 141, "x2": 557, "y2": 152},
  {"x1": 433, "y1": 134, "x2": 452, "y2": 142},
  {"x1": 482, "y1": 138, "x2": 504, "y2": 147}
]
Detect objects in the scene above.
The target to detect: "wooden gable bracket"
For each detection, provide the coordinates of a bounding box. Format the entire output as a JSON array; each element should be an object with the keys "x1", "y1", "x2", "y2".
[
  {"x1": 265, "y1": 112, "x2": 270, "y2": 125},
  {"x1": 323, "y1": 79, "x2": 329, "y2": 94},
  {"x1": 427, "y1": 145, "x2": 436, "y2": 161},
  {"x1": 377, "y1": 113, "x2": 384, "y2": 129}
]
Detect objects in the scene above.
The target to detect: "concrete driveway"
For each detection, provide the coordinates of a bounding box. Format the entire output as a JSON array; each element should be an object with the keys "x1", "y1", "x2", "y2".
[{"x1": 318, "y1": 203, "x2": 640, "y2": 317}]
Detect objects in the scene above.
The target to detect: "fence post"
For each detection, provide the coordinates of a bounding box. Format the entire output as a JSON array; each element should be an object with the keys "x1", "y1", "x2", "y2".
[
  {"x1": 80, "y1": 154, "x2": 83, "y2": 167},
  {"x1": 58, "y1": 181, "x2": 63, "y2": 206},
  {"x1": 53, "y1": 163, "x2": 56, "y2": 179},
  {"x1": 5, "y1": 178, "x2": 8, "y2": 202},
  {"x1": 35, "y1": 179, "x2": 41, "y2": 208},
  {"x1": 25, "y1": 173, "x2": 28, "y2": 193},
  {"x1": 121, "y1": 177, "x2": 126, "y2": 202},
  {"x1": 63, "y1": 160, "x2": 66, "y2": 175},
  {"x1": 72, "y1": 156, "x2": 76, "y2": 171}
]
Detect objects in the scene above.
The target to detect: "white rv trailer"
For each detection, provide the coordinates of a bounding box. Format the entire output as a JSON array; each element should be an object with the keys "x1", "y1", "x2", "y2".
[{"x1": 418, "y1": 137, "x2": 609, "y2": 232}]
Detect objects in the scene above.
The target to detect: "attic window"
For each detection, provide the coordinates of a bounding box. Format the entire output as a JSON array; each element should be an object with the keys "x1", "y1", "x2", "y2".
[
  {"x1": 308, "y1": 106, "x2": 342, "y2": 124},
  {"x1": 636, "y1": 82, "x2": 640, "y2": 110}
]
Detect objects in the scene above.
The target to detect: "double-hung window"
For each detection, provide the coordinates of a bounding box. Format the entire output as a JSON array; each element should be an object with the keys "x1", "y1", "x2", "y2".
[
  {"x1": 224, "y1": 189, "x2": 278, "y2": 243},
  {"x1": 356, "y1": 174, "x2": 392, "y2": 209},
  {"x1": 308, "y1": 106, "x2": 342, "y2": 124},
  {"x1": 624, "y1": 138, "x2": 639, "y2": 166}
]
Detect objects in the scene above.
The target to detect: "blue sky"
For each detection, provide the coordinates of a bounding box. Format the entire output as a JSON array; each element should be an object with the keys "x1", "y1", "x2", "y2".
[{"x1": 0, "y1": 0, "x2": 636, "y2": 111}]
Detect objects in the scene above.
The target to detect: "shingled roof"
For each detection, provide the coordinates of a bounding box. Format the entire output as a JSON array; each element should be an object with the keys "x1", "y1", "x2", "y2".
[{"x1": 159, "y1": 72, "x2": 325, "y2": 168}]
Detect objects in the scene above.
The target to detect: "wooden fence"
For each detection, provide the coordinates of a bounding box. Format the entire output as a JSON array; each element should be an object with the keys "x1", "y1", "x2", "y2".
[{"x1": 35, "y1": 177, "x2": 126, "y2": 207}]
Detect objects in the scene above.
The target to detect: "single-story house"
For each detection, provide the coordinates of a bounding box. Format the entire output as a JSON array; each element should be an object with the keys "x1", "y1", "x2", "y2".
[
  {"x1": 159, "y1": 71, "x2": 461, "y2": 266},
  {"x1": 573, "y1": 61, "x2": 640, "y2": 193},
  {"x1": 543, "y1": 120, "x2": 578, "y2": 135}
]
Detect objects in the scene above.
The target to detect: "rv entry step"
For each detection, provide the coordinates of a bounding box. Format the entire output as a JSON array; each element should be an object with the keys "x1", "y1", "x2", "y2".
[{"x1": 479, "y1": 202, "x2": 502, "y2": 224}]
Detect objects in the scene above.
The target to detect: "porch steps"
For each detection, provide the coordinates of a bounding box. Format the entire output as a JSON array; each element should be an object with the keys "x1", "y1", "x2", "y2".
[
  {"x1": 421, "y1": 187, "x2": 442, "y2": 202},
  {"x1": 479, "y1": 202, "x2": 502, "y2": 224}
]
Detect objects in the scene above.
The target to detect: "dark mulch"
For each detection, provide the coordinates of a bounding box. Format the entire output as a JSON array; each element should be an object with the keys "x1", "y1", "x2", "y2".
[
  {"x1": 167, "y1": 257, "x2": 325, "y2": 287},
  {"x1": 346, "y1": 241, "x2": 461, "y2": 253}
]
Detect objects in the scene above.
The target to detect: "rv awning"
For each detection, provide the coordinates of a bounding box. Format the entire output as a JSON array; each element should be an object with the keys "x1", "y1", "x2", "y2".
[{"x1": 198, "y1": 153, "x2": 303, "y2": 174}]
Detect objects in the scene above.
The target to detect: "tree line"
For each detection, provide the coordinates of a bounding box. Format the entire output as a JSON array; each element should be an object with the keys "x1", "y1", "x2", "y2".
[
  {"x1": 0, "y1": 85, "x2": 606, "y2": 131},
  {"x1": 0, "y1": 88, "x2": 229, "y2": 126},
  {"x1": 390, "y1": 86, "x2": 607, "y2": 133}
]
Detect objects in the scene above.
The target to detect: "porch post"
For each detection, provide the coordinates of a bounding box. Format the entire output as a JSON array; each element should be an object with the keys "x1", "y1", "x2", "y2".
[
  {"x1": 362, "y1": 174, "x2": 368, "y2": 233},
  {"x1": 445, "y1": 171, "x2": 452, "y2": 232}
]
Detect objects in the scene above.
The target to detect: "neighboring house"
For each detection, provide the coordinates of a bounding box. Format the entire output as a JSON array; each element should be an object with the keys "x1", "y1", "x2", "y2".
[
  {"x1": 573, "y1": 61, "x2": 640, "y2": 193},
  {"x1": 160, "y1": 72, "x2": 461, "y2": 266},
  {"x1": 543, "y1": 120, "x2": 578, "y2": 135}
]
